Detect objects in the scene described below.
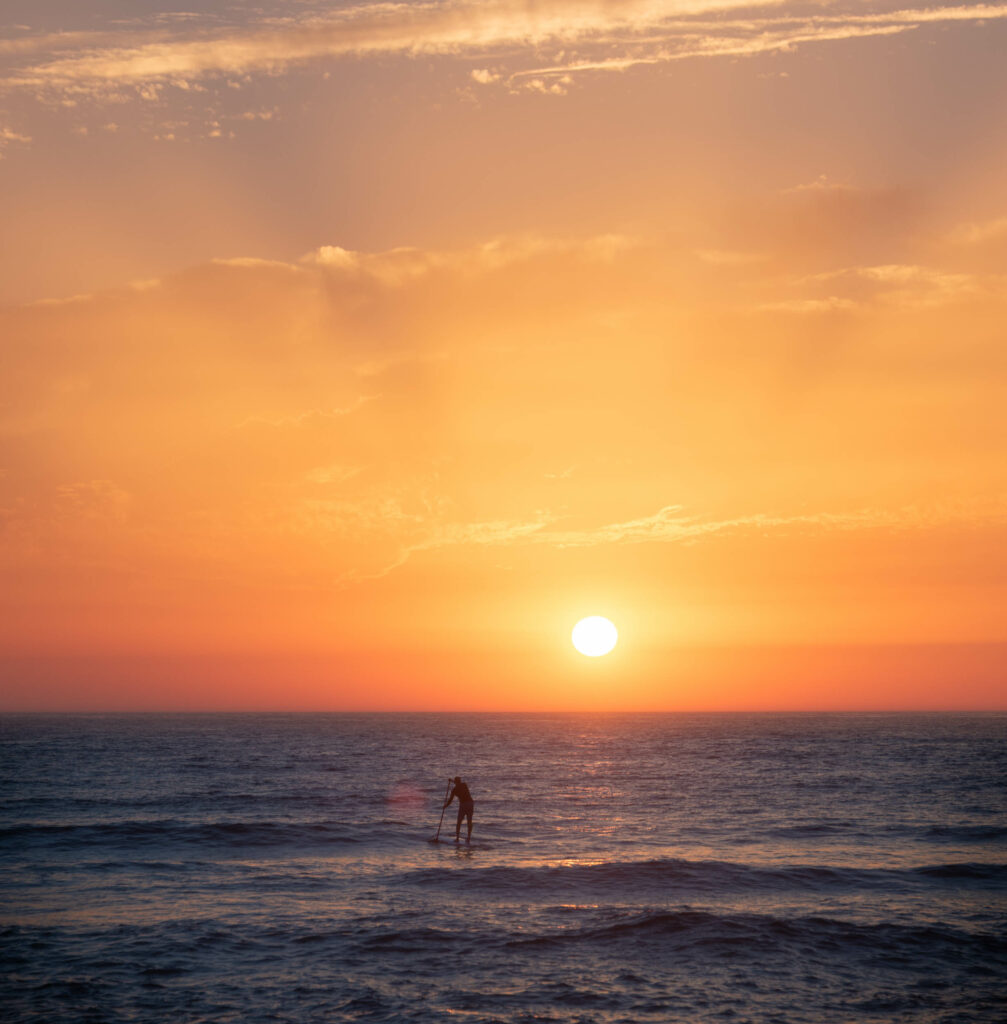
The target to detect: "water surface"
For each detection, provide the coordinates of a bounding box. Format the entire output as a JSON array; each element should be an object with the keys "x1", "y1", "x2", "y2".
[{"x1": 2, "y1": 712, "x2": 1005, "y2": 1022}]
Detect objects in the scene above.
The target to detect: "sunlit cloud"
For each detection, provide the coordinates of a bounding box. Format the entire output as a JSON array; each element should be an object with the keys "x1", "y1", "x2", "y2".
[
  {"x1": 4, "y1": 232, "x2": 1003, "y2": 611},
  {"x1": 949, "y1": 215, "x2": 1007, "y2": 245},
  {"x1": 780, "y1": 264, "x2": 991, "y2": 309},
  {"x1": 0, "y1": 125, "x2": 31, "y2": 156},
  {"x1": 235, "y1": 396, "x2": 379, "y2": 430},
  {"x1": 756, "y1": 296, "x2": 859, "y2": 314},
  {"x1": 3, "y1": 0, "x2": 1007, "y2": 710},
  {"x1": 696, "y1": 249, "x2": 768, "y2": 266},
  {"x1": 3, "y1": 1, "x2": 1005, "y2": 103},
  {"x1": 341, "y1": 498, "x2": 1007, "y2": 583}
]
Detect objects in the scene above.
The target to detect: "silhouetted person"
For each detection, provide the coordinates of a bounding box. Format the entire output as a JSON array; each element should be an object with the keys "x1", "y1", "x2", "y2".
[{"x1": 444, "y1": 776, "x2": 474, "y2": 842}]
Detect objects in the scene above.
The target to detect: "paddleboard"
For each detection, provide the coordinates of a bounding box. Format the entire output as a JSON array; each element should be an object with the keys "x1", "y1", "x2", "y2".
[{"x1": 427, "y1": 837, "x2": 491, "y2": 849}]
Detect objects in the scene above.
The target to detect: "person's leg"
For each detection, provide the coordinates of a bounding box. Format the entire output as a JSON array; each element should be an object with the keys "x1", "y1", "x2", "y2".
[
  {"x1": 455, "y1": 805, "x2": 463, "y2": 840},
  {"x1": 465, "y1": 804, "x2": 473, "y2": 841}
]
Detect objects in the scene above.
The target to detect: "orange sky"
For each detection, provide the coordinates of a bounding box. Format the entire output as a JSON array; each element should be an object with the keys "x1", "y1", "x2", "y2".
[{"x1": 1, "y1": 1, "x2": 1006, "y2": 709}]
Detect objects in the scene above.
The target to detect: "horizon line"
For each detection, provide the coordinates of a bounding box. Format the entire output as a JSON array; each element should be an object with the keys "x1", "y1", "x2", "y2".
[{"x1": 3, "y1": 707, "x2": 1006, "y2": 715}]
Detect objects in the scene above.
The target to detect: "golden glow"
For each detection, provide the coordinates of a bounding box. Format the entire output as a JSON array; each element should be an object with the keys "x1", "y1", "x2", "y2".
[
  {"x1": 572, "y1": 617, "x2": 618, "y2": 657},
  {"x1": 0, "y1": 3, "x2": 1006, "y2": 710}
]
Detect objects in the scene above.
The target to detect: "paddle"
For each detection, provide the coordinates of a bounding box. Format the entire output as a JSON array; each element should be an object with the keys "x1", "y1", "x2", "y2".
[{"x1": 428, "y1": 778, "x2": 453, "y2": 843}]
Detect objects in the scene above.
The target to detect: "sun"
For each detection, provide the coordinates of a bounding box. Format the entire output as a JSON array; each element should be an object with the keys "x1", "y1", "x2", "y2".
[{"x1": 571, "y1": 616, "x2": 618, "y2": 657}]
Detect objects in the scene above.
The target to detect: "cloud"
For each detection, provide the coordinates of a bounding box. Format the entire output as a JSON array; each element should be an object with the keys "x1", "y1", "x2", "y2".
[
  {"x1": 756, "y1": 296, "x2": 859, "y2": 314},
  {"x1": 235, "y1": 395, "x2": 378, "y2": 430},
  {"x1": 749, "y1": 261, "x2": 994, "y2": 315},
  {"x1": 0, "y1": 125, "x2": 31, "y2": 156},
  {"x1": 718, "y1": 180, "x2": 925, "y2": 274},
  {"x1": 4, "y1": 1, "x2": 1005, "y2": 101},
  {"x1": 538, "y1": 502, "x2": 1007, "y2": 548},
  {"x1": 794, "y1": 263, "x2": 985, "y2": 306},
  {"x1": 695, "y1": 249, "x2": 768, "y2": 266},
  {"x1": 337, "y1": 498, "x2": 1007, "y2": 582},
  {"x1": 304, "y1": 464, "x2": 360, "y2": 486},
  {"x1": 783, "y1": 175, "x2": 856, "y2": 195},
  {"x1": 949, "y1": 215, "x2": 1007, "y2": 245},
  {"x1": 2, "y1": 233, "x2": 1005, "y2": 612},
  {"x1": 512, "y1": 3, "x2": 1007, "y2": 80},
  {"x1": 305, "y1": 233, "x2": 637, "y2": 283},
  {"x1": 54, "y1": 479, "x2": 131, "y2": 524},
  {"x1": 5, "y1": 0, "x2": 775, "y2": 92}
]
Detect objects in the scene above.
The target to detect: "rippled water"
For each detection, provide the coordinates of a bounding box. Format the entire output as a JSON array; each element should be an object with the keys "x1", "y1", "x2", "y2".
[{"x1": 2, "y1": 712, "x2": 1005, "y2": 1022}]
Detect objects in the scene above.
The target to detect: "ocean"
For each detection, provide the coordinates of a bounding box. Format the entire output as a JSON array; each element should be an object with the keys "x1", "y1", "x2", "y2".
[{"x1": 1, "y1": 712, "x2": 1005, "y2": 1023}]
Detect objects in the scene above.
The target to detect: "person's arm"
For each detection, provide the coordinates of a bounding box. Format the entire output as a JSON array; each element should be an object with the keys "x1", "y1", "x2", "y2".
[{"x1": 443, "y1": 785, "x2": 457, "y2": 808}]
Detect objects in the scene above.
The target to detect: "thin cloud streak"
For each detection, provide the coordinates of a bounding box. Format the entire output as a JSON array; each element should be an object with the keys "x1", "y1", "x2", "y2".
[
  {"x1": 509, "y1": 4, "x2": 1007, "y2": 80},
  {"x1": 344, "y1": 501, "x2": 1005, "y2": 583},
  {"x1": 509, "y1": 23, "x2": 910, "y2": 80},
  {"x1": 2, "y1": 0, "x2": 783, "y2": 88},
  {"x1": 3, "y1": 2, "x2": 1005, "y2": 95}
]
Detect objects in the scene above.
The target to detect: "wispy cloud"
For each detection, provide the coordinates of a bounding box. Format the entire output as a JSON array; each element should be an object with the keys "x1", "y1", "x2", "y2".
[
  {"x1": 1, "y1": 221, "x2": 1004, "y2": 676},
  {"x1": 949, "y1": 215, "x2": 1007, "y2": 245},
  {"x1": 506, "y1": 4, "x2": 1007, "y2": 82},
  {"x1": 304, "y1": 234, "x2": 637, "y2": 282},
  {"x1": 750, "y1": 261, "x2": 995, "y2": 314},
  {"x1": 4, "y1": 1, "x2": 1005, "y2": 99},
  {"x1": 794, "y1": 263, "x2": 986, "y2": 307},
  {"x1": 234, "y1": 395, "x2": 377, "y2": 430},
  {"x1": 339, "y1": 499, "x2": 1006, "y2": 582},
  {"x1": 0, "y1": 125, "x2": 31, "y2": 156},
  {"x1": 465, "y1": 501, "x2": 1003, "y2": 549},
  {"x1": 755, "y1": 296, "x2": 858, "y2": 314},
  {"x1": 696, "y1": 248, "x2": 768, "y2": 266}
]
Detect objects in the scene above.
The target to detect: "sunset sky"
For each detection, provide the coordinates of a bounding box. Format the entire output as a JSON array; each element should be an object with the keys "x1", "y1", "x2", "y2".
[{"x1": 1, "y1": 0, "x2": 1005, "y2": 710}]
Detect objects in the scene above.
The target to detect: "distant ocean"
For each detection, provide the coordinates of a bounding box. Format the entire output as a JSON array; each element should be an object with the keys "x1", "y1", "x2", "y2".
[{"x1": 2, "y1": 713, "x2": 1005, "y2": 1023}]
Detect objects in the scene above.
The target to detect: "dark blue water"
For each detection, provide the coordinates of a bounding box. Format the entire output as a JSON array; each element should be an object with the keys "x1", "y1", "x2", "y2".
[{"x1": 2, "y1": 713, "x2": 1005, "y2": 1022}]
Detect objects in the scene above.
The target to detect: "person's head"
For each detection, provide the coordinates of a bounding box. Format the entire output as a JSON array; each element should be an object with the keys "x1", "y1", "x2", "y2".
[{"x1": 453, "y1": 776, "x2": 461, "y2": 784}]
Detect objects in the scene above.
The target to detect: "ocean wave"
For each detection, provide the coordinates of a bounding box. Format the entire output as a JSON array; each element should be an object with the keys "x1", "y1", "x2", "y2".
[
  {"x1": 0, "y1": 820, "x2": 388, "y2": 849},
  {"x1": 505, "y1": 908, "x2": 1007, "y2": 960},
  {"x1": 758, "y1": 822, "x2": 1007, "y2": 843},
  {"x1": 2, "y1": 791, "x2": 341, "y2": 811},
  {"x1": 925, "y1": 825, "x2": 1007, "y2": 842},
  {"x1": 762, "y1": 823, "x2": 859, "y2": 837},
  {"x1": 5, "y1": 908, "x2": 1004, "y2": 962},
  {"x1": 403, "y1": 857, "x2": 1007, "y2": 895},
  {"x1": 915, "y1": 862, "x2": 1007, "y2": 879}
]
